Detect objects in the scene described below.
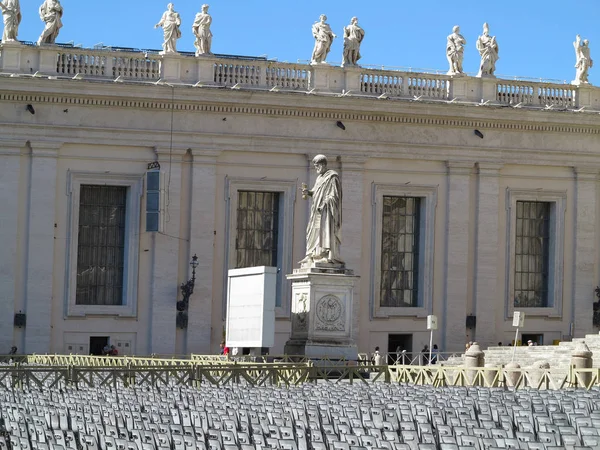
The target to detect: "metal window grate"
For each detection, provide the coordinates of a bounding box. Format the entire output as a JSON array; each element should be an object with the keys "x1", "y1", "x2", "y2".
[
  {"x1": 380, "y1": 196, "x2": 421, "y2": 307},
  {"x1": 76, "y1": 185, "x2": 127, "y2": 306},
  {"x1": 514, "y1": 201, "x2": 550, "y2": 307},
  {"x1": 236, "y1": 191, "x2": 280, "y2": 268}
]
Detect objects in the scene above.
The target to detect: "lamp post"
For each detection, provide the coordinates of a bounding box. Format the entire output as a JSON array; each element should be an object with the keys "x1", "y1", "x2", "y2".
[{"x1": 176, "y1": 254, "x2": 198, "y2": 328}]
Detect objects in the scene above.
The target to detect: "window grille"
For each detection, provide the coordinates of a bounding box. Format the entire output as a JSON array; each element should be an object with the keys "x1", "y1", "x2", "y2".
[{"x1": 380, "y1": 196, "x2": 421, "y2": 307}]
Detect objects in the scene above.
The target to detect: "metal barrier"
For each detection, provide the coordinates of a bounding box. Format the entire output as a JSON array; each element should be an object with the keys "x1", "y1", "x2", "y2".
[{"x1": 2, "y1": 362, "x2": 600, "y2": 390}]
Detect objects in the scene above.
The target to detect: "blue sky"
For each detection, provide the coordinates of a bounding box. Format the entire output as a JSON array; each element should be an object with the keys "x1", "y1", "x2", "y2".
[{"x1": 13, "y1": 0, "x2": 600, "y2": 84}]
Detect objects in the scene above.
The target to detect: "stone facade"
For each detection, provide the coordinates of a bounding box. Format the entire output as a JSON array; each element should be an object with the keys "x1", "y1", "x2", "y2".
[{"x1": 2, "y1": 42, "x2": 600, "y2": 356}]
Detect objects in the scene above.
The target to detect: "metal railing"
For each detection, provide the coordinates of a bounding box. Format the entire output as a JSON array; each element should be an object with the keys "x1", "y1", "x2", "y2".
[{"x1": 2, "y1": 361, "x2": 600, "y2": 390}]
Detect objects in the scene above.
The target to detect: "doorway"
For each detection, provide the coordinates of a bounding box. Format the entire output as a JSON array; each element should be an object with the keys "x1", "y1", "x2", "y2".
[
  {"x1": 521, "y1": 333, "x2": 544, "y2": 346},
  {"x1": 89, "y1": 336, "x2": 109, "y2": 356},
  {"x1": 388, "y1": 334, "x2": 413, "y2": 364}
]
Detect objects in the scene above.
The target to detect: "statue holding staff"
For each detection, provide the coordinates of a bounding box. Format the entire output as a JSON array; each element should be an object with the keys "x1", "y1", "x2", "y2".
[{"x1": 300, "y1": 155, "x2": 344, "y2": 267}]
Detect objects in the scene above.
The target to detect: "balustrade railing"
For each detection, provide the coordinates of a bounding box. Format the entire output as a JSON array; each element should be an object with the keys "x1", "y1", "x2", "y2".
[
  {"x1": 496, "y1": 81, "x2": 575, "y2": 107},
  {"x1": 54, "y1": 49, "x2": 161, "y2": 80},
  {"x1": 56, "y1": 50, "x2": 106, "y2": 76},
  {"x1": 265, "y1": 62, "x2": 310, "y2": 90},
  {"x1": 112, "y1": 54, "x2": 161, "y2": 80},
  {"x1": 214, "y1": 60, "x2": 261, "y2": 86},
  {"x1": 360, "y1": 70, "x2": 404, "y2": 96},
  {"x1": 407, "y1": 74, "x2": 449, "y2": 99},
  {"x1": 360, "y1": 70, "x2": 449, "y2": 99}
]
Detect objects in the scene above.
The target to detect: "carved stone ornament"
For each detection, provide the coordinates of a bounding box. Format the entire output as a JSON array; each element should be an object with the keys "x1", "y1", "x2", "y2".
[
  {"x1": 315, "y1": 294, "x2": 345, "y2": 332},
  {"x1": 294, "y1": 292, "x2": 308, "y2": 331}
]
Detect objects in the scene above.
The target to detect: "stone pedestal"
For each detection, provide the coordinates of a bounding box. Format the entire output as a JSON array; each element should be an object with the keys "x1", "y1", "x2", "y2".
[
  {"x1": 160, "y1": 53, "x2": 183, "y2": 82},
  {"x1": 284, "y1": 266, "x2": 359, "y2": 360},
  {"x1": 308, "y1": 64, "x2": 343, "y2": 93},
  {"x1": 0, "y1": 41, "x2": 24, "y2": 73}
]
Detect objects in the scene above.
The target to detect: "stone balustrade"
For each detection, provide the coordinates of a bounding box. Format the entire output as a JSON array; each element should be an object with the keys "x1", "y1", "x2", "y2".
[{"x1": 2, "y1": 42, "x2": 600, "y2": 109}]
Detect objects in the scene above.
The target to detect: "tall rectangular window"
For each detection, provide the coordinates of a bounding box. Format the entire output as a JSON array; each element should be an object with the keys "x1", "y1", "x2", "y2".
[
  {"x1": 235, "y1": 191, "x2": 280, "y2": 269},
  {"x1": 380, "y1": 196, "x2": 421, "y2": 307},
  {"x1": 76, "y1": 185, "x2": 127, "y2": 306},
  {"x1": 514, "y1": 201, "x2": 550, "y2": 308}
]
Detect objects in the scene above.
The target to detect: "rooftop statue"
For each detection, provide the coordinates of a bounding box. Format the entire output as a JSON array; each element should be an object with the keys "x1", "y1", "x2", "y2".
[
  {"x1": 0, "y1": 0, "x2": 21, "y2": 42},
  {"x1": 37, "y1": 0, "x2": 63, "y2": 46},
  {"x1": 300, "y1": 155, "x2": 344, "y2": 268},
  {"x1": 573, "y1": 35, "x2": 593, "y2": 85},
  {"x1": 192, "y1": 4, "x2": 212, "y2": 56},
  {"x1": 446, "y1": 25, "x2": 466, "y2": 76},
  {"x1": 155, "y1": 3, "x2": 181, "y2": 54},
  {"x1": 476, "y1": 22, "x2": 499, "y2": 78},
  {"x1": 311, "y1": 14, "x2": 336, "y2": 65},
  {"x1": 342, "y1": 17, "x2": 365, "y2": 67}
]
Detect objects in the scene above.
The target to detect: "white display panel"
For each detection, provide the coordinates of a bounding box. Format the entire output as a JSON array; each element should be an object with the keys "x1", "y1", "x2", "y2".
[{"x1": 226, "y1": 266, "x2": 276, "y2": 348}]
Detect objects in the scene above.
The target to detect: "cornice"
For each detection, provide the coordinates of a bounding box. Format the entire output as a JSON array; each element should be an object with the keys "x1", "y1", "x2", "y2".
[{"x1": 2, "y1": 83, "x2": 600, "y2": 136}]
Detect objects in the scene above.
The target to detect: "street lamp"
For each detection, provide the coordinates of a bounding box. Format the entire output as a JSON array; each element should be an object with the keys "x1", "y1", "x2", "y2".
[{"x1": 177, "y1": 254, "x2": 199, "y2": 328}]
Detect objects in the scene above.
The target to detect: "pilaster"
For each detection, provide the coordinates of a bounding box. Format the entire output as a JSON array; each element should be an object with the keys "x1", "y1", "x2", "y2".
[
  {"x1": 186, "y1": 149, "x2": 220, "y2": 354},
  {"x1": 340, "y1": 155, "x2": 366, "y2": 343},
  {"x1": 343, "y1": 66, "x2": 362, "y2": 93},
  {"x1": 480, "y1": 77, "x2": 498, "y2": 103},
  {"x1": 197, "y1": 56, "x2": 217, "y2": 85},
  {"x1": 25, "y1": 141, "x2": 61, "y2": 354},
  {"x1": 309, "y1": 64, "x2": 343, "y2": 93},
  {"x1": 573, "y1": 166, "x2": 598, "y2": 336},
  {"x1": 149, "y1": 148, "x2": 184, "y2": 355},
  {"x1": 0, "y1": 41, "x2": 24, "y2": 73},
  {"x1": 160, "y1": 53, "x2": 185, "y2": 83},
  {"x1": 0, "y1": 141, "x2": 24, "y2": 351},
  {"x1": 473, "y1": 163, "x2": 503, "y2": 348},
  {"x1": 443, "y1": 161, "x2": 473, "y2": 352}
]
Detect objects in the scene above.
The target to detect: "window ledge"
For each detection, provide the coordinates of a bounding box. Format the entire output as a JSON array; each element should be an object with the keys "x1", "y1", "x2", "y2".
[{"x1": 374, "y1": 306, "x2": 429, "y2": 319}]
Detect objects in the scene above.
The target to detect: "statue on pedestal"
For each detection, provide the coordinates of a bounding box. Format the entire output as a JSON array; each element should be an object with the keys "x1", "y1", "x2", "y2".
[
  {"x1": 342, "y1": 17, "x2": 365, "y2": 67},
  {"x1": 0, "y1": 0, "x2": 21, "y2": 42},
  {"x1": 37, "y1": 0, "x2": 63, "y2": 45},
  {"x1": 476, "y1": 22, "x2": 499, "y2": 77},
  {"x1": 155, "y1": 3, "x2": 181, "y2": 54},
  {"x1": 192, "y1": 4, "x2": 213, "y2": 56},
  {"x1": 573, "y1": 35, "x2": 593, "y2": 85},
  {"x1": 446, "y1": 25, "x2": 466, "y2": 76},
  {"x1": 311, "y1": 15, "x2": 336, "y2": 64},
  {"x1": 300, "y1": 155, "x2": 344, "y2": 267}
]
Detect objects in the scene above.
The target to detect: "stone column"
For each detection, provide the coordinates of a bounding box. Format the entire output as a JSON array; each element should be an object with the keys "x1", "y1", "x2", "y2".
[
  {"x1": 25, "y1": 141, "x2": 61, "y2": 354},
  {"x1": 443, "y1": 161, "x2": 473, "y2": 351},
  {"x1": 340, "y1": 156, "x2": 366, "y2": 344},
  {"x1": 571, "y1": 341, "x2": 593, "y2": 388},
  {"x1": 0, "y1": 141, "x2": 23, "y2": 351},
  {"x1": 573, "y1": 167, "x2": 597, "y2": 336},
  {"x1": 473, "y1": 163, "x2": 503, "y2": 348},
  {"x1": 149, "y1": 149, "x2": 183, "y2": 355},
  {"x1": 186, "y1": 150, "x2": 220, "y2": 354}
]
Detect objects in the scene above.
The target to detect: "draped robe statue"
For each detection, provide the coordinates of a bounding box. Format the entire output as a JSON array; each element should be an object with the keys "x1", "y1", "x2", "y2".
[
  {"x1": 155, "y1": 3, "x2": 181, "y2": 54},
  {"x1": 342, "y1": 17, "x2": 365, "y2": 67},
  {"x1": 192, "y1": 4, "x2": 213, "y2": 56},
  {"x1": 311, "y1": 15, "x2": 336, "y2": 64},
  {"x1": 300, "y1": 155, "x2": 344, "y2": 267},
  {"x1": 37, "y1": 0, "x2": 63, "y2": 45},
  {"x1": 0, "y1": 0, "x2": 21, "y2": 42},
  {"x1": 476, "y1": 23, "x2": 499, "y2": 77},
  {"x1": 573, "y1": 35, "x2": 593, "y2": 85},
  {"x1": 446, "y1": 25, "x2": 466, "y2": 75}
]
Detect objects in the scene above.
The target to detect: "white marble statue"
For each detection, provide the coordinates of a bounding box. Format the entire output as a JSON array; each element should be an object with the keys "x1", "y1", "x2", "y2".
[
  {"x1": 476, "y1": 22, "x2": 499, "y2": 78},
  {"x1": 37, "y1": 0, "x2": 63, "y2": 45},
  {"x1": 446, "y1": 25, "x2": 466, "y2": 76},
  {"x1": 311, "y1": 15, "x2": 336, "y2": 65},
  {"x1": 192, "y1": 4, "x2": 212, "y2": 56},
  {"x1": 0, "y1": 0, "x2": 21, "y2": 42},
  {"x1": 342, "y1": 17, "x2": 365, "y2": 67},
  {"x1": 155, "y1": 3, "x2": 181, "y2": 54},
  {"x1": 573, "y1": 35, "x2": 593, "y2": 85},
  {"x1": 300, "y1": 155, "x2": 344, "y2": 267}
]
